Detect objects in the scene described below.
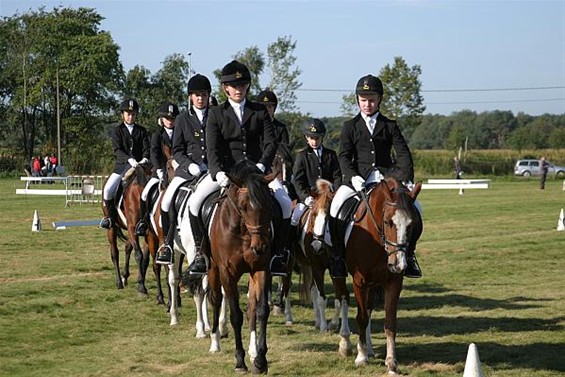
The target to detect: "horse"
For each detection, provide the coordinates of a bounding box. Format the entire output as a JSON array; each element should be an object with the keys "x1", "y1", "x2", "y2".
[
  {"x1": 338, "y1": 176, "x2": 422, "y2": 375},
  {"x1": 101, "y1": 164, "x2": 153, "y2": 295},
  {"x1": 290, "y1": 179, "x2": 352, "y2": 334},
  {"x1": 206, "y1": 163, "x2": 276, "y2": 374}
]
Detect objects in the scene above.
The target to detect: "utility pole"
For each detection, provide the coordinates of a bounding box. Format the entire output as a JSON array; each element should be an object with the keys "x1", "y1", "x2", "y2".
[{"x1": 56, "y1": 66, "x2": 61, "y2": 166}]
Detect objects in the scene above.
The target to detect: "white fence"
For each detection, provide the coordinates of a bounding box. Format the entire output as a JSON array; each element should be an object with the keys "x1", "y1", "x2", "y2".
[{"x1": 16, "y1": 176, "x2": 106, "y2": 206}]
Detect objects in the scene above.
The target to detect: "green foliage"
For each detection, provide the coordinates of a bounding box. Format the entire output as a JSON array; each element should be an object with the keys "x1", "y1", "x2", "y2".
[{"x1": 265, "y1": 35, "x2": 302, "y2": 112}]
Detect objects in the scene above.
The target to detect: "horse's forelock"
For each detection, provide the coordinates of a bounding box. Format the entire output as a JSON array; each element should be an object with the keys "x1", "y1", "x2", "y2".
[{"x1": 245, "y1": 173, "x2": 271, "y2": 209}]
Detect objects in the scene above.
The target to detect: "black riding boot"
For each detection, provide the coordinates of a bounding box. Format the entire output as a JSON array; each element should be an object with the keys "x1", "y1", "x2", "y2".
[
  {"x1": 135, "y1": 198, "x2": 148, "y2": 236},
  {"x1": 187, "y1": 213, "x2": 209, "y2": 275},
  {"x1": 404, "y1": 207, "x2": 423, "y2": 278},
  {"x1": 270, "y1": 218, "x2": 291, "y2": 277},
  {"x1": 156, "y1": 210, "x2": 174, "y2": 265},
  {"x1": 327, "y1": 216, "x2": 348, "y2": 279},
  {"x1": 100, "y1": 199, "x2": 117, "y2": 229}
]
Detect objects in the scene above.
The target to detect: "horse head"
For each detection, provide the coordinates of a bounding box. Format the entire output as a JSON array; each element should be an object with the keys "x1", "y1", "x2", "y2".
[
  {"x1": 227, "y1": 163, "x2": 274, "y2": 255},
  {"x1": 371, "y1": 177, "x2": 421, "y2": 274}
]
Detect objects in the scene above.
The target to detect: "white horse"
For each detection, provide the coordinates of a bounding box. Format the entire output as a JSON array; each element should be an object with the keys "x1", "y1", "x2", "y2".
[{"x1": 151, "y1": 185, "x2": 228, "y2": 338}]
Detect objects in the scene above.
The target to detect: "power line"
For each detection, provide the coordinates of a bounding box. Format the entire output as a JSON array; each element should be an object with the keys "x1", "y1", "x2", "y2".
[
  {"x1": 297, "y1": 98, "x2": 565, "y2": 105},
  {"x1": 296, "y1": 86, "x2": 565, "y2": 93}
]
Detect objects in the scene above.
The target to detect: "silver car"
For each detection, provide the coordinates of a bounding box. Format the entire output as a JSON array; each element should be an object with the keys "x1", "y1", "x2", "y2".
[{"x1": 514, "y1": 159, "x2": 565, "y2": 178}]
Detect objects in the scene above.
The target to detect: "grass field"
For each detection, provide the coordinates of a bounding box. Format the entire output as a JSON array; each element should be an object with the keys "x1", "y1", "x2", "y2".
[{"x1": 1, "y1": 177, "x2": 564, "y2": 377}]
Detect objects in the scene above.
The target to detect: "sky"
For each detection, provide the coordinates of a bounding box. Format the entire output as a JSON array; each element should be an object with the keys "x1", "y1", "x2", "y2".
[{"x1": 1, "y1": 0, "x2": 564, "y2": 117}]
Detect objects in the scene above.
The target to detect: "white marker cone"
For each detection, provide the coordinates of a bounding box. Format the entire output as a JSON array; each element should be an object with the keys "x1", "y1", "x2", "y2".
[
  {"x1": 557, "y1": 208, "x2": 565, "y2": 231},
  {"x1": 459, "y1": 188, "x2": 465, "y2": 195},
  {"x1": 32, "y1": 210, "x2": 42, "y2": 232},
  {"x1": 463, "y1": 343, "x2": 484, "y2": 377}
]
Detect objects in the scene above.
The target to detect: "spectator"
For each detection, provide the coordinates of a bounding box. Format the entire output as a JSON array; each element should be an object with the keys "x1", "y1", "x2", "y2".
[
  {"x1": 454, "y1": 156, "x2": 463, "y2": 179},
  {"x1": 540, "y1": 156, "x2": 549, "y2": 190}
]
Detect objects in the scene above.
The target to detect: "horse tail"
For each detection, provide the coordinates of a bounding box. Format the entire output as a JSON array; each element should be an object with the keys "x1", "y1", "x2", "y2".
[
  {"x1": 116, "y1": 227, "x2": 128, "y2": 242},
  {"x1": 297, "y1": 263, "x2": 313, "y2": 305}
]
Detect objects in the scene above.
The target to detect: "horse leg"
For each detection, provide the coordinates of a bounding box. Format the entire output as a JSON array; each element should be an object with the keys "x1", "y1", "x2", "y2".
[
  {"x1": 123, "y1": 241, "x2": 132, "y2": 287},
  {"x1": 108, "y1": 229, "x2": 124, "y2": 289},
  {"x1": 193, "y1": 276, "x2": 207, "y2": 338},
  {"x1": 250, "y1": 271, "x2": 269, "y2": 375},
  {"x1": 134, "y1": 241, "x2": 149, "y2": 296},
  {"x1": 353, "y1": 283, "x2": 370, "y2": 367},
  {"x1": 313, "y1": 268, "x2": 328, "y2": 332},
  {"x1": 208, "y1": 266, "x2": 223, "y2": 353},
  {"x1": 167, "y1": 256, "x2": 182, "y2": 326},
  {"x1": 383, "y1": 282, "x2": 402, "y2": 375},
  {"x1": 150, "y1": 243, "x2": 165, "y2": 305},
  {"x1": 219, "y1": 287, "x2": 229, "y2": 338},
  {"x1": 223, "y1": 277, "x2": 247, "y2": 373},
  {"x1": 334, "y1": 278, "x2": 352, "y2": 357}
]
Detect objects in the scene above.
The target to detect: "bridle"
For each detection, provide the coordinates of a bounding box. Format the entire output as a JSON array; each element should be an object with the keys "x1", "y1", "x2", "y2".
[
  {"x1": 361, "y1": 186, "x2": 409, "y2": 257},
  {"x1": 225, "y1": 186, "x2": 271, "y2": 238}
]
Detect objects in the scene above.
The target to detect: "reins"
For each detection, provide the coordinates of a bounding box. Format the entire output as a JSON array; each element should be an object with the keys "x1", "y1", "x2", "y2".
[{"x1": 360, "y1": 184, "x2": 409, "y2": 257}]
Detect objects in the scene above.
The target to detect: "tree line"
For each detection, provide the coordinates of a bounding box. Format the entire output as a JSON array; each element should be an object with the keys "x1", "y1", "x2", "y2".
[{"x1": 0, "y1": 6, "x2": 562, "y2": 176}]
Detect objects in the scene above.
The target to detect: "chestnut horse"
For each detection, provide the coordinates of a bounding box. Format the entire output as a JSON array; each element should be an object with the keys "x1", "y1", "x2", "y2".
[
  {"x1": 207, "y1": 163, "x2": 275, "y2": 374},
  {"x1": 338, "y1": 176, "x2": 422, "y2": 375},
  {"x1": 101, "y1": 164, "x2": 152, "y2": 295}
]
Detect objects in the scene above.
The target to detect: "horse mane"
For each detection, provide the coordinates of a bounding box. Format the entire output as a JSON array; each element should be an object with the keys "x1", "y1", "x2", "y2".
[
  {"x1": 123, "y1": 165, "x2": 150, "y2": 187},
  {"x1": 311, "y1": 178, "x2": 334, "y2": 214},
  {"x1": 229, "y1": 161, "x2": 271, "y2": 209}
]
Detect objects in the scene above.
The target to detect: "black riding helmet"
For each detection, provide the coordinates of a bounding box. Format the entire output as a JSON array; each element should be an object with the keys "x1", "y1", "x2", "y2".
[
  {"x1": 355, "y1": 75, "x2": 384, "y2": 96},
  {"x1": 187, "y1": 74, "x2": 212, "y2": 94},
  {"x1": 303, "y1": 118, "x2": 326, "y2": 137},
  {"x1": 221, "y1": 60, "x2": 251, "y2": 86},
  {"x1": 256, "y1": 89, "x2": 278, "y2": 106},
  {"x1": 157, "y1": 102, "x2": 179, "y2": 118},
  {"x1": 119, "y1": 98, "x2": 140, "y2": 112}
]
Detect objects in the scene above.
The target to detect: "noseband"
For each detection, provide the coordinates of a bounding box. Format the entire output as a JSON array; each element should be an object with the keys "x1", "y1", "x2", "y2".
[{"x1": 365, "y1": 193, "x2": 409, "y2": 257}]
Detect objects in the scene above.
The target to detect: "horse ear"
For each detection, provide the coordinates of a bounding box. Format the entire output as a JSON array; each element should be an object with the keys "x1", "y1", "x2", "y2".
[
  {"x1": 226, "y1": 172, "x2": 242, "y2": 188},
  {"x1": 409, "y1": 181, "x2": 423, "y2": 200}
]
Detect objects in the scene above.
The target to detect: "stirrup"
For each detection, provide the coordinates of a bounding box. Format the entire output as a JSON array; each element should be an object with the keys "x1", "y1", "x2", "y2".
[
  {"x1": 156, "y1": 244, "x2": 173, "y2": 265},
  {"x1": 270, "y1": 252, "x2": 289, "y2": 277},
  {"x1": 135, "y1": 221, "x2": 147, "y2": 236},
  {"x1": 99, "y1": 217, "x2": 112, "y2": 229},
  {"x1": 188, "y1": 253, "x2": 209, "y2": 276},
  {"x1": 311, "y1": 236, "x2": 324, "y2": 255}
]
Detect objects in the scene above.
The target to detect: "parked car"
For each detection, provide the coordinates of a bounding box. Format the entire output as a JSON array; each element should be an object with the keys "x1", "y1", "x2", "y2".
[{"x1": 514, "y1": 159, "x2": 565, "y2": 178}]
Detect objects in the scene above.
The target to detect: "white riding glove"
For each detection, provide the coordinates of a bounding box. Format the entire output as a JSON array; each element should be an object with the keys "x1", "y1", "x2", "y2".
[
  {"x1": 128, "y1": 158, "x2": 138, "y2": 168},
  {"x1": 171, "y1": 160, "x2": 179, "y2": 170},
  {"x1": 216, "y1": 171, "x2": 230, "y2": 187},
  {"x1": 256, "y1": 163, "x2": 266, "y2": 173},
  {"x1": 351, "y1": 175, "x2": 365, "y2": 192},
  {"x1": 188, "y1": 163, "x2": 201, "y2": 176},
  {"x1": 139, "y1": 157, "x2": 149, "y2": 165},
  {"x1": 156, "y1": 169, "x2": 164, "y2": 180},
  {"x1": 304, "y1": 196, "x2": 314, "y2": 207}
]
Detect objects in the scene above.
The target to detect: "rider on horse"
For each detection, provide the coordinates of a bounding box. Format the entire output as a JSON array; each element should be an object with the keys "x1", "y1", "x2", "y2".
[
  {"x1": 328, "y1": 74, "x2": 423, "y2": 279},
  {"x1": 186, "y1": 60, "x2": 293, "y2": 277},
  {"x1": 100, "y1": 98, "x2": 150, "y2": 229},
  {"x1": 135, "y1": 101, "x2": 179, "y2": 236},
  {"x1": 290, "y1": 119, "x2": 341, "y2": 252},
  {"x1": 156, "y1": 74, "x2": 212, "y2": 264},
  {"x1": 256, "y1": 89, "x2": 291, "y2": 149}
]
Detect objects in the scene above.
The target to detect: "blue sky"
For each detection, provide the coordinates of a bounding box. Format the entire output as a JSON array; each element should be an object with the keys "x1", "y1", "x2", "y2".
[{"x1": 2, "y1": 0, "x2": 564, "y2": 117}]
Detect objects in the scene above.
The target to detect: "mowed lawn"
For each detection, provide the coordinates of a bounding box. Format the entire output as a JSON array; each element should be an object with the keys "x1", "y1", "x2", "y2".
[{"x1": 0, "y1": 177, "x2": 563, "y2": 377}]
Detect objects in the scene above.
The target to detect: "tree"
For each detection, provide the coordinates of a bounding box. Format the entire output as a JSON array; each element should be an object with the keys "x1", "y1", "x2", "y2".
[
  {"x1": 265, "y1": 36, "x2": 302, "y2": 112},
  {"x1": 340, "y1": 56, "x2": 425, "y2": 140},
  {"x1": 0, "y1": 6, "x2": 123, "y2": 173}
]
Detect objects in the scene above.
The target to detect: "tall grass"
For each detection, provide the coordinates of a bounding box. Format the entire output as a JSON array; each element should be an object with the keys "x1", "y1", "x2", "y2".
[{"x1": 0, "y1": 177, "x2": 564, "y2": 376}]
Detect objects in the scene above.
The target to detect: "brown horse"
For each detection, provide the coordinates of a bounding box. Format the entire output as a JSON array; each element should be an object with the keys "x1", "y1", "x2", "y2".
[
  {"x1": 338, "y1": 176, "x2": 422, "y2": 375},
  {"x1": 207, "y1": 163, "x2": 275, "y2": 374},
  {"x1": 101, "y1": 164, "x2": 153, "y2": 295}
]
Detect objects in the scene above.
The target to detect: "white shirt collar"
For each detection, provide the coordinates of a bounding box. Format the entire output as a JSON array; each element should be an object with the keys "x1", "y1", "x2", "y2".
[
  {"x1": 125, "y1": 123, "x2": 135, "y2": 134},
  {"x1": 228, "y1": 98, "x2": 246, "y2": 110},
  {"x1": 193, "y1": 106, "x2": 205, "y2": 123}
]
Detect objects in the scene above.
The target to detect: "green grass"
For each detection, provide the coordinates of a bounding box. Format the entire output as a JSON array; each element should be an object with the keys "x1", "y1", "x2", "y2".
[{"x1": 1, "y1": 178, "x2": 564, "y2": 376}]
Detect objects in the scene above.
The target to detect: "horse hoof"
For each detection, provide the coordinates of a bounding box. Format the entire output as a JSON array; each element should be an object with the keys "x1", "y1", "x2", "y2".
[
  {"x1": 271, "y1": 306, "x2": 283, "y2": 316},
  {"x1": 235, "y1": 366, "x2": 248, "y2": 374},
  {"x1": 285, "y1": 320, "x2": 293, "y2": 326},
  {"x1": 156, "y1": 297, "x2": 165, "y2": 305},
  {"x1": 251, "y1": 364, "x2": 268, "y2": 375},
  {"x1": 195, "y1": 332, "x2": 207, "y2": 339},
  {"x1": 137, "y1": 291, "x2": 148, "y2": 298}
]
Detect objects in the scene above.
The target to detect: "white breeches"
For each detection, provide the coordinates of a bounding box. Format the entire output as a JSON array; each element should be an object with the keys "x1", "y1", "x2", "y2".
[
  {"x1": 141, "y1": 177, "x2": 160, "y2": 201},
  {"x1": 103, "y1": 173, "x2": 123, "y2": 201},
  {"x1": 291, "y1": 203, "x2": 307, "y2": 226},
  {"x1": 330, "y1": 185, "x2": 356, "y2": 217},
  {"x1": 161, "y1": 176, "x2": 188, "y2": 212},
  {"x1": 270, "y1": 177, "x2": 291, "y2": 219}
]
